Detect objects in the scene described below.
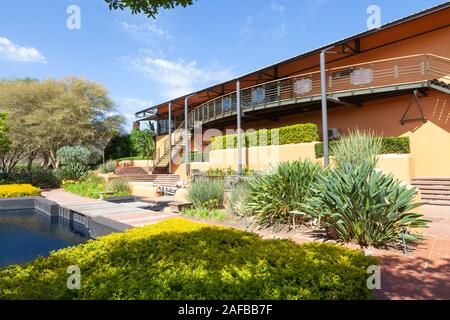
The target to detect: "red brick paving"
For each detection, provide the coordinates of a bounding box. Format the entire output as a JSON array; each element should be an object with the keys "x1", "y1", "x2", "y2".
[{"x1": 373, "y1": 205, "x2": 450, "y2": 300}]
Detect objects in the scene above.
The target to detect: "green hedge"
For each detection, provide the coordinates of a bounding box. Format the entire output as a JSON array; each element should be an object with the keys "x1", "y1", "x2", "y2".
[
  {"x1": 315, "y1": 136, "x2": 410, "y2": 158},
  {"x1": 0, "y1": 218, "x2": 376, "y2": 300},
  {"x1": 211, "y1": 124, "x2": 319, "y2": 150},
  {"x1": 181, "y1": 152, "x2": 209, "y2": 163}
]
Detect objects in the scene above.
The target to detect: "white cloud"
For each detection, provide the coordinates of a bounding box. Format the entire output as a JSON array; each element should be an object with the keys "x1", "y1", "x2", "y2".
[
  {"x1": 123, "y1": 50, "x2": 234, "y2": 100},
  {"x1": 119, "y1": 21, "x2": 172, "y2": 40},
  {"x1": 0, "y1": 37, "x2": 47, "y2": 64}
]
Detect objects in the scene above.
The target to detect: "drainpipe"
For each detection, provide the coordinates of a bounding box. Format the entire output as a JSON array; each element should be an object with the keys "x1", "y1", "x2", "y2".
[
  {"x1": 320, "y1": 47, "x2": 334, "y2": 167},
  {"x1": 184, "y1": 94, "x2": 196, "y2": 178},
  {"x1": 236, "y1": 80, "x2": 242, "y2": 176},
  {"x1": 168, "y1": 102, "x2": 172, "y2": 174}
]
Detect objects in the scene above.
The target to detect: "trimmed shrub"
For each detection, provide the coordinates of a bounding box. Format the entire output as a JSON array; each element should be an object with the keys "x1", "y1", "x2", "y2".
[
  {"x1": 274, "y1": 123, "x2": 319, "y2": 145},
  {"x1": 245, "y1": 160, "x2": 324, "y2": 230},
  {"x1": 1, "y1": 169, "x2": 61, "y2": 189},
  {"x1": 0, "y1": 218, "x2": 377, "y2": 300},
  {"x1": 210, "y1": 123, "x2": 318, "y2": 150},
  {"x1": 381, "y1": 137, "x2": 410, "y2": 154},
  {"x1": 315, "y1": 136, "x2": 411, "y2": 158},
  {"x1": 187, "y1": 178, "x2": 225, "y2": 209},
  {"x1": 0, "y1": 184, "x2": 41, "y2": 198},
  {"x1": 180, "y1": 152, "x2": 209, "y2": 163},
  {"x1": 98, "y1": 160, "x2": 117, "y2": 174}
]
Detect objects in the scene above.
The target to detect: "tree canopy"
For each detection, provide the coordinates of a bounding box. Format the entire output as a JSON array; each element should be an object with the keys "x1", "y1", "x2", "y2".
[
  {"x1": 0, "y1": 112, "x2": 10, "y2": 153},
  {"x1": 105, "y1": 0, "x2": 195, "y2": 18},
  {"x1": 0, "y1": 78, "x2": 125, "y2": 171}
]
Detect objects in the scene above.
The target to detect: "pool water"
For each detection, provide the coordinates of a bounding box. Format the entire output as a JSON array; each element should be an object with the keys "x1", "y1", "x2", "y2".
[{"x1": 0, "y1": 209, "x2": 89, "y2": 268}]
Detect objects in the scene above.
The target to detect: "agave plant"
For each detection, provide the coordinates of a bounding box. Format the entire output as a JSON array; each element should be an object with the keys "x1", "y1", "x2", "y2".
[
  {"x1": 305, "y1": 163, "x2": 427, "y2": 247},
  {"x1": 245, "y1": 159, "x2": 324, "y2": 230}
]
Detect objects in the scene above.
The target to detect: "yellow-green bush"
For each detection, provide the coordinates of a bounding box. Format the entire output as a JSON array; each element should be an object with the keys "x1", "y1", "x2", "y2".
[
  {"x1": 0, "y1": 218, "x2": 377, "y2": 300},
  {"x1": 0, "y1": 184, "x2": 41, "y2": 198},
  {"x1": 211, "y1": 123, "x2": 319, "y2": 150}
]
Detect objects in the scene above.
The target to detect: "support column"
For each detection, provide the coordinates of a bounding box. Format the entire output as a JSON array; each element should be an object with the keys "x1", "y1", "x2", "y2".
[
  {"x1": 184, "y1": 97, "x2": 189, "y2": 178},
  {"x1": 320, "y1": 50, "x2": 330, "y2": 167},
  {"x1": 168, "y1": 102, "x2": 172, "y2": 174},
  {"x1": 236, "y1": 80, "x2": 243, "y2": 175}
]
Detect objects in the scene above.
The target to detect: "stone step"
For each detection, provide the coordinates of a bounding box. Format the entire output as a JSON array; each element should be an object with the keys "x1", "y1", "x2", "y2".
[
  {"x1": 420, "y1": 189, "x2": 450, "y2": 196},
  {"x1": 412, "y1": 176, "x2": 450, "y2": 181},
  {"x1": 414, "y1": 185, "x2": 450, "y2": 191},
  {"x1": 423, "y1": 200, "x2": 450, "y2": 207},
  {"x1": 412, "y1": 181, "x2": 450, "y2": 186},
  {"x1": 421, "y1": 194, "x2": 450, "y2": 201}
]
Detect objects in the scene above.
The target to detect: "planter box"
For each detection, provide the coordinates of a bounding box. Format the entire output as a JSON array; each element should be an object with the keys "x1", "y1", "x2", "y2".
[{"x1": 169, "y1": 202, "x2": 193, "y2": 213}]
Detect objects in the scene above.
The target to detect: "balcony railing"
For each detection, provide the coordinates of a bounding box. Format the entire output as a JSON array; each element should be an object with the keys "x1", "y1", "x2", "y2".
[{"x1": 155, "y1": 53, "x2": 450, "y2": 166}]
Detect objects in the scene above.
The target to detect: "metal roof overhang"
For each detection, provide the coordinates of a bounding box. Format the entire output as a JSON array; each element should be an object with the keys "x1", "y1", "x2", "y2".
[{"x1": 135, "y1": 2, "x2": 450, "y2": 119}]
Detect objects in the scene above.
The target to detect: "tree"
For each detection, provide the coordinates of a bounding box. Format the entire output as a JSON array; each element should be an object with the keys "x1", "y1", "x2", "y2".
[
  {"x1": 94, "y1": 115, "x2": 126, "y2": 164},
  {"x1": 130, "y1": 128, "x2": 155, "y2": 170},
  {"x1": 0, "y1": 112, "x2": 10, "y2": 153},
  {"x1": 105, "y1": 0, "x2": 195, "y2": 18},
  {"x1": 0, "y1": 78, "x2": 124, "y2": 170}
]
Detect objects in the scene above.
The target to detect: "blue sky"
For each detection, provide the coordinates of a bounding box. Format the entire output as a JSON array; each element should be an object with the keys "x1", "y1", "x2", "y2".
[{"x1": 0, "y1": 0, "x2": 446, "y2": 130}]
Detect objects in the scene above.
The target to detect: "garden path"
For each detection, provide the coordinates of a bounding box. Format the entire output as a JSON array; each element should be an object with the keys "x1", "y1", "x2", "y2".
[{"x1": 42, "y1": 189, "x2": 174, "y2": 227}]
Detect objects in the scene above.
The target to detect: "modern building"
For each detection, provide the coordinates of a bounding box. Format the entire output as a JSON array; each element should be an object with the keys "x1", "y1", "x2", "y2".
[{"x1": 135, "y1": 3, "x2": 450, "y2": 182}]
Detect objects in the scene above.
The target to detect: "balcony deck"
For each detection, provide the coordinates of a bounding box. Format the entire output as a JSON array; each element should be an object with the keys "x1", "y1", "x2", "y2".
[{"x1": 150, "y1": 53, "x2": 450, "y2": 168}]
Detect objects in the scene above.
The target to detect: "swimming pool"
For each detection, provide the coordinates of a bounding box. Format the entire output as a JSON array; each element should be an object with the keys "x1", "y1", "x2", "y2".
[{"x1": 0, "y1": 209, "x2": 89, "y2": 268}]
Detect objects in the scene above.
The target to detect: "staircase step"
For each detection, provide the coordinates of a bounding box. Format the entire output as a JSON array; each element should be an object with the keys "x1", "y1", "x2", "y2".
[
  {"x1": 414, "y1": 185, "x2": 450, "y2": 191},
  {"x1": 421, "y1": 194, "x2": 450, "y2": 201},
  {"x1": 412, "y1": 176, "x2": 450, "y2": 181},
  {"x1": 423, "y1": 200, "x2": 450, "y2": 206},
  {"x1": 420, "y1": 189, "x2": 450, "y2": 196},
  {"x1": 412, "y1": 181, "x2": 450, "y2": 186}
]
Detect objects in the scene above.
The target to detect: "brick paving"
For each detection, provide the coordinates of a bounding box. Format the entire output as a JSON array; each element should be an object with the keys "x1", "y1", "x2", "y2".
[
  {"x1": 42, "y1": 189, "x2": 174, "y2": 228},
  {"x1": 41, "y1": 190, "x2": 450, "y2": 299},
  {"x1": 186, "y1": 206, "x2": 450, "y2": 300},
  {"x1": 373, "y1": 205, "x2": 450, "y2": 300}
]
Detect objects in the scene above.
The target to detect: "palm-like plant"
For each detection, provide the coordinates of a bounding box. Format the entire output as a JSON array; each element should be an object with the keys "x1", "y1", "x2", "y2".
[
  {"x1": 245, "y1": 160, "x2": 324, "y2": 230},
  {"x1": 305, "y1": 130, "x2": 427, "y2": 247}
]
